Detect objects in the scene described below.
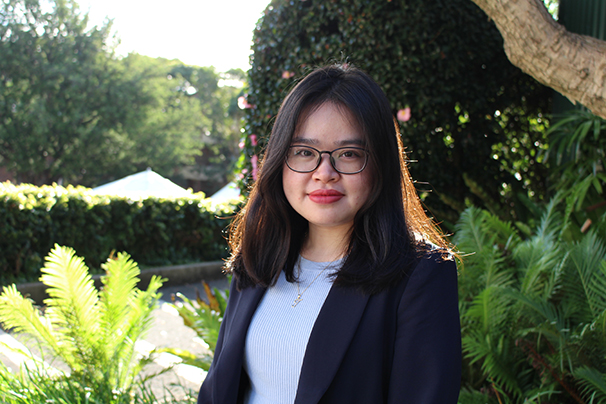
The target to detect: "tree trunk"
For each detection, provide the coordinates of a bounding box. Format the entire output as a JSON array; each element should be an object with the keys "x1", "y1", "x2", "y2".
[{"x1": 470, "y1": 0, "x2": 606, "y2": 120}]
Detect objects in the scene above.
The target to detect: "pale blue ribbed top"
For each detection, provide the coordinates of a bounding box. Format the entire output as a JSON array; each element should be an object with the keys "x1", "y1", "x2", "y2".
[{"x1": 243, "y1": 256, "x2": 342, "y2": 404}]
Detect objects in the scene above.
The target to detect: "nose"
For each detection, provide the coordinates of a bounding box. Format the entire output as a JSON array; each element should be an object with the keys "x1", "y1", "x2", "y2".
[{"x1": 312, "y1": 153, "x2": 339, "y2": 182}]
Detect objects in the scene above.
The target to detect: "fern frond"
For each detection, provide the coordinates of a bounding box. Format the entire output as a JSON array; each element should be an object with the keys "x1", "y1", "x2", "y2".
[
  {"x1": 506, "y1": 289, "x2": 570, "y2": 350},
  {"x1": 0, "y1": 285, "x2": 63, "y2": 359},
  {"x1": 535, "y1": 198, "x2": 565, "y2": 241},
  {"x1": 454, "y1": 206, "x2": 492, "y2": 256},
  {"x1": 563, "y1": 231, "x2": 606, "y2": 322},
  {"x1": 455, "y1": 207, "x2": 513, "y2": 300},
  {"x1": 513, "y1": 233, "x2": 566, "y2": 299},
  {"x1": 591, "y1": 261, "x2": 606, "y2": 315},
  {"x1": 574, "y1": 366, "x2": 606, "y2": 404},
  {"x1": 40, "y1": 245, "x2": 100, "y2": 337},
  {"x1": 463, "y1": 331, "x2": 523, "y2": 397},
  {"x1": 111, "y1": 275, "x2": 164, "y2": 390},
  {"x1": 98, "y1": 252, "x2": 140, "y2": 353},
  {"x1": 464, "y1": 286, "x2": 513, "y2": 335}
]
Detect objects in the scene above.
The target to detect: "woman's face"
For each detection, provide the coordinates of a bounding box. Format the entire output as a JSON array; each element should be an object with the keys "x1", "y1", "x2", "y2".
[{"x1": 282, "y1": 102, "x2": 373, "y2": 236}]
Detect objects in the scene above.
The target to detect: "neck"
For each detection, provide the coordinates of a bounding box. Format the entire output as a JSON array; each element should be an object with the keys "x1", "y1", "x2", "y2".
[{"x1": 301, "y1": 225, "x2": 351, "y2": 262}]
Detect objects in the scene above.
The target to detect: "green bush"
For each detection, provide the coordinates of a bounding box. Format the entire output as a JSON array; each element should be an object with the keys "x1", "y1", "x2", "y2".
[
  {"x1": 164, "y1": 279, "x2": 231, "y2": 371},
  {"x1": 0, "y1": 245, "x2": 170, "y2": 403},
  {"x1": 545, "y1": 109, "x2": 606, "y2": 231},
  {"x1": 240, "y1": 0, "x2": 551, "y2": 226},
  {"x1": 0, "y1": 182, "x2": 235, "y2": 285},
  {"x1": 455, "y1": 202, "x2": 606, "y2": 403}
]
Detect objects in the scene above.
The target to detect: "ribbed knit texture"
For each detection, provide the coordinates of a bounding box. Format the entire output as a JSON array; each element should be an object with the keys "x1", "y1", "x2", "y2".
[{"x1": 243, "y1": 256, "x2": 342, "y2": 404}]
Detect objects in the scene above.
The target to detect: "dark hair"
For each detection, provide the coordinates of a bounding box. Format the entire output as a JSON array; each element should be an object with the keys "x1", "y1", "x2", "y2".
[{"x1": 227, "y1": 64, "x2": 448, "y2": 294}]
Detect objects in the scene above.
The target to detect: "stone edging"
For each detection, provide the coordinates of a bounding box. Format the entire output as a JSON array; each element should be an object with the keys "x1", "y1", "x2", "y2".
[{"x1": 15, "y1": 260, "x2": 226, "y2": 305}]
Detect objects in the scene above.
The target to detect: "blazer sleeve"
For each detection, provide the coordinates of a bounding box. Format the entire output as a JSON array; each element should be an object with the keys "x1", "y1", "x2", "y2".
[
  {"x1": 197, "y1": 278, "x2": 239, "y2": 404},
  {"x1": 387, "y1": 256, "x2": 461, "y2": 403}
]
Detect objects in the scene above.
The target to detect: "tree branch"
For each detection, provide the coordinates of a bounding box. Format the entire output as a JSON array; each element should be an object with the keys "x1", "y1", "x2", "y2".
[{"x1": 470, "y1": 0, "x2": 606, "y2": 119}]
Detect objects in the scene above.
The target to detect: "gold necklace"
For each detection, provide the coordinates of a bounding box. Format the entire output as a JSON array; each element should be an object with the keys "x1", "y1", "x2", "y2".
[{"x1": 291, "y1": 257, "x2": 336, "y2": 308}]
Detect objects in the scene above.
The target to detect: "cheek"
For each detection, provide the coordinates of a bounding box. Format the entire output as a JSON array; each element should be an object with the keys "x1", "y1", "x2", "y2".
[
  {"x1": 282, "y1": 165, "x2": 299, "y2": 202},
  {"x1": 357, "y1": 169, "x2": 374, "y2": 203}
]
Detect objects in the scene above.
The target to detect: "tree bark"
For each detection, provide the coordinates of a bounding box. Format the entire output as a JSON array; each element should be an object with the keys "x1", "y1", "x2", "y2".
[{"x1": 470, "y1": 0, "x2": 606, "y2": 120}]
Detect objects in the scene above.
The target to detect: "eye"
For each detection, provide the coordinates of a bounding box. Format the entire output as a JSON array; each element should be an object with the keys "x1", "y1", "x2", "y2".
[
  {"x1": 337, "y1": 149, "x2": 363, "y2": 158},
  {"x1": 291, "y1": 147, "x2": 316, "y2": 158}
]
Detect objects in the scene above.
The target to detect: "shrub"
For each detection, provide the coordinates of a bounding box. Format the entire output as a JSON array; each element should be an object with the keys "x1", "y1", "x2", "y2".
[
  {"x1": 0, "y1": 245, "x2": 166, "y2": 403},
  {"x1": 0, "y1": 182, "x2": 235, "y2": 284},
  {"x1": 163, "y1": 280, "x2": 230, "y2": 371},
  {"x1": 455, "y1": 202, "x2": 606, "y2": 403}
]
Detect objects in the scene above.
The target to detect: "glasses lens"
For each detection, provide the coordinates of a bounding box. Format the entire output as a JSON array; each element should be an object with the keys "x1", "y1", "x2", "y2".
[
  {"x1": 332, "y1": 147, "x2": 367, "y2": 174},
  {"x1": 287, "y1": 146, "x2": 320, "y2": 172}
]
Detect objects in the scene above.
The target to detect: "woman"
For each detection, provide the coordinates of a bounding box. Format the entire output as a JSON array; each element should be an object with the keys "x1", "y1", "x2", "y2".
[{"x1": 197, "y1": 65, "x2": 461, "y2": 404}]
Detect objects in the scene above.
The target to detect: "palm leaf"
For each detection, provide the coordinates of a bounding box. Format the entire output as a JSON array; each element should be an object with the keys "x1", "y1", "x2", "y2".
[
  {"x1": 98, "y1": 252, "x2": 140, "y2": 356},
  {"x1": 455, "y1": 207, "x2": 512, "y2": 300},
  {"x1": 40, "y1": 245, "x2": 100, "y2": 348},
  {"x1": 563, "y1": 231, "x2": 606, "y2": 322},
  {"x1": 513, "y1": 234, "x2": 566, "y2": 298},
  {"x1": 574, "y1": 366, "x2": 606, "y2": 404},
  {"x1": 590, "y1": 261, "x2": 606, "y2": 315},
  {"x1": 0, "y1": 285, "x2": 63, "y2": 359},
  {"x1": 112, "y1": 275, "x2": 164, "y2": 389},
  {"x1": 463, "y1": 331, "x2": 523, "y2": 397}
]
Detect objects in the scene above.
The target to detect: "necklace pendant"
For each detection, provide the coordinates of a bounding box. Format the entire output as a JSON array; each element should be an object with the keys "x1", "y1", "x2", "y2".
[{"x1": 292, "y1": 294, "x2": 302, "y2": 307}]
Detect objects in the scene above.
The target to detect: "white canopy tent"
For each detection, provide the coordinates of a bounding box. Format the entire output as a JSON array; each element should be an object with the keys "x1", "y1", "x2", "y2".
[
  {"x1": 209, "y1": 182, "x2": 241, "y2": 206},
  {"x1": 91, "y1": 168, "x2": 193, "y2": 199}
]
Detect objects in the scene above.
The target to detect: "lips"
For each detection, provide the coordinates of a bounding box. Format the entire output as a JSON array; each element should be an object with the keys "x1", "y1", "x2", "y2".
[{"x1": 308, "y1": 189, "x2": 344, "y2": 204}]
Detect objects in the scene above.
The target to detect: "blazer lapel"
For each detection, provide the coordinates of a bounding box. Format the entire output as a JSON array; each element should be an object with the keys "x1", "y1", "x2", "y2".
[
  {"x1": 211, "y1": 284, "x2": 265, "y2": 404},
  {"x1": 294, "y1": 285, "x2": 370, "y2": 404}
]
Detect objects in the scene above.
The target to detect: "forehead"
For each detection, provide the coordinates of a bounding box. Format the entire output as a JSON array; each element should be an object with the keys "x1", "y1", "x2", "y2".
[{"x1": 293, "y1": 102, "x2": 366, "y2": 146}]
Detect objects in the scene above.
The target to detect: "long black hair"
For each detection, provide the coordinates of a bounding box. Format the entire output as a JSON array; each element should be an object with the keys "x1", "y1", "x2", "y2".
[{"x1": 227, "y1": 64, "x2": 448, "y2": 294}]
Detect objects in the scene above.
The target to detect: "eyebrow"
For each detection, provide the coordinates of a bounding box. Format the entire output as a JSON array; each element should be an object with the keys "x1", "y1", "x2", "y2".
[{"x1": 291, "y1": 137, "x2": 366, "y2": 147}]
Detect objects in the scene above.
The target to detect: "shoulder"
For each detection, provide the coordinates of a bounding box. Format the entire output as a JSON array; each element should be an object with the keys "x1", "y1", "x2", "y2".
[
  {"x1": 397, "y1": 248, "x2": 458, "y2": 311},
  {"x1": 408, "y1": 246, "x2": 457, "y2": 283}
]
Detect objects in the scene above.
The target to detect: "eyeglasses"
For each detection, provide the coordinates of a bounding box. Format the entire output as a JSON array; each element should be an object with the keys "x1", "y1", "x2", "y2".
[{"x1": 286, "y1": 145, "x2": 369, "y2": 174}]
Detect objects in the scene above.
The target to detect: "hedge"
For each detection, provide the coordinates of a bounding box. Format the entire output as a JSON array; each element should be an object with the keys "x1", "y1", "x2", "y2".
[{"x1": 0, "y1": 182, "x2": 236, "y2": 285}]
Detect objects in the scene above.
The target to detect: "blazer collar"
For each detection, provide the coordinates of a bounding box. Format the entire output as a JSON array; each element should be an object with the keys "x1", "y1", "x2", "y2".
[
  {"x1": 213, "y1": 282, "x2": 370, "y2": 404},
  {"x1": 294, "y1": 285, "x2": 370, "y2": 404}
]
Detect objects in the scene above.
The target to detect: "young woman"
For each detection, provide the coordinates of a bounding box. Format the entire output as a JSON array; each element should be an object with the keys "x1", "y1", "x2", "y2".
[{"x1": 197, "y1": 65, "x2": 461, "y2": 404}]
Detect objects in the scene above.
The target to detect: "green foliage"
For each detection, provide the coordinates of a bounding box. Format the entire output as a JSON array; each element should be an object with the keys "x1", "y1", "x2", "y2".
[
  {"x1": 0, "y1": 0, "x2": 242, "y2": 191},
  {"x1": 0, "y1": 362, "x2": 198, "y2": 404},
  {"x1": 545, "y1": 109, "x2": 606, "y2": 230},
  {"x1": 0, "y1": 182, "x2": 235, "y2": 284},
  {"x1": 0, "y1": 245, "x2": 167, "y2": 403},
  {"x1": 241, "y1": 0, "x2": 551, "y2": 225},
  {"x1": 165, "y1": 279, "x2": 230, "y2": 371},
  {"x1": 455, "y1": 202, "x2": 606, "y2": 403},
  {"x1": 0, "y1": 0, "x2": 137, "y2": 185}
]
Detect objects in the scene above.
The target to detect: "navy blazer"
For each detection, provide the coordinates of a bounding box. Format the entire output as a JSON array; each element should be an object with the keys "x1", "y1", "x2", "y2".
[{"x1": 197, "y1": 254, "x2": 461, "y2": 404}]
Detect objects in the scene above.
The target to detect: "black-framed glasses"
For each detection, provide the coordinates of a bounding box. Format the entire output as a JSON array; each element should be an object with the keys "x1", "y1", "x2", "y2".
[{"x1": 286, "y1": 145, "x2": 369, "y2": 174}]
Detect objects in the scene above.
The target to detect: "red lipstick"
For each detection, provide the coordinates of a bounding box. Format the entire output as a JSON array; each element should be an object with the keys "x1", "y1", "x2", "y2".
[{"x1": 308, "y1": 189, "x2": 344, "y2": 204}]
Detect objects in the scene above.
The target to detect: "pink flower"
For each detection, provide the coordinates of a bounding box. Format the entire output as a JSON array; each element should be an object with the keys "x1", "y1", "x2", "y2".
[
  {"x1": 238, "y1": 141, "x2": 245, "y2": 149},
  {"x1": 251, "y1": 155, "x2": 259, "y2": 181},
  {"x1": 282, "y1": 71, "x2": 295, "y2": 79},
  {"x1": 250, "y1": 134, "x2": 258, "y2": 146},
  {"x1": 238, "y1": 96, "x2": 254, "y2": 109},
  {"x1": 397, "y1": 107, "x2": 411, "y2": 122}
]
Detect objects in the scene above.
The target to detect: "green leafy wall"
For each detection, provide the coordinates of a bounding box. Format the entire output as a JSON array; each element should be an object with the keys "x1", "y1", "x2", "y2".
[{"x1": 0, "y1": 182, "x2": 234, "y2": 285}]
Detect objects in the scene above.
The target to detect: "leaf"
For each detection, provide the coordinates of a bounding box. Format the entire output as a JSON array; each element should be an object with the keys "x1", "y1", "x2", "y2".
[
  {"x1": 39, "y1": 245, "x2": 101, "y2": 372},
  {"x1": 574, "y1": 366, "x2": 606, "y2": 404},
  {"x1": 0, "y1": 285, "x2": 63, "y2": 359}
]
